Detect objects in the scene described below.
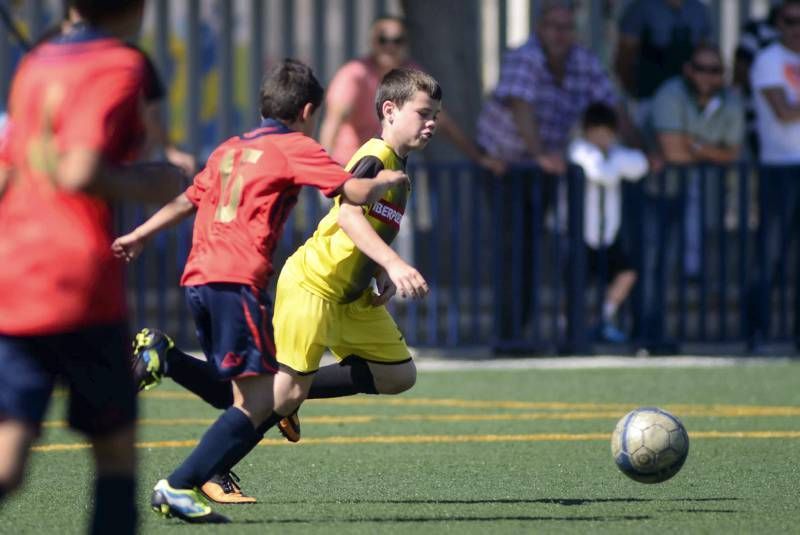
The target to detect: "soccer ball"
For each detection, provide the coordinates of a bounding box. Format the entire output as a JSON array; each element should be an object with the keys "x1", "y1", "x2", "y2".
[{"x1": 610, "y1": 407, "x2": 689, "y2": 483}]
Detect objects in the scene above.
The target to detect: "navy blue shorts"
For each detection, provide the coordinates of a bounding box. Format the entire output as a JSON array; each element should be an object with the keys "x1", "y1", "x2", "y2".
[
  {"x1": 0, "y1": 323, "x2": 137, "y2": 437},
  {"x1": 185, "y1": 283, "x2": 278, "y2": 381}
]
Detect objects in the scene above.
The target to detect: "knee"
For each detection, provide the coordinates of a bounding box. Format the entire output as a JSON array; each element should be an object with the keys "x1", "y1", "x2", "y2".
[
  {"x1": 277, "y1": 381, "x2": 307, "y2": 408},
  {"x1": 273, "y1": 369, "x2": 311, "y2": 415},
  {"x1": 374, "y1": 363, "x2": 416, "y2": 395}
]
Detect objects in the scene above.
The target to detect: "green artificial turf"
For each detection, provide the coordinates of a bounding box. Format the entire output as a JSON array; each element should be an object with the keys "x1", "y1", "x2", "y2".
[{"x1": 4, "y1": 362, "x2": 800, "y2": 534}]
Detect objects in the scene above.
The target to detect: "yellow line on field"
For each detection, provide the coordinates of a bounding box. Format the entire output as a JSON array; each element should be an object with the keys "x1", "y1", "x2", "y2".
[
  {"x1": 40, "y1": 406, "x2": 800, "y2": 429},
  {"x1": 139, "y1": 392, "x2": 800, "y2": 415},
  {"x1": 30, "y1": 430, "x2": 800, "y2": 453}
]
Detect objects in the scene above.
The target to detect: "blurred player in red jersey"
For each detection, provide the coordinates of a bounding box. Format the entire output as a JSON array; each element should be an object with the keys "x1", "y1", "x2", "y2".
[
  {"x1": 112, "y1": 59, "x2": 410, "y2": 523},
  {"x1": 0, "y1": 1, "x2": 186, "y2": 533}
]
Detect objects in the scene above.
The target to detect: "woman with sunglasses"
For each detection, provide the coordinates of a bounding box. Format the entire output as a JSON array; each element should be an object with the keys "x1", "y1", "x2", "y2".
[{"x1": 319, "y1": 16, "x2": 505, "y2": 175}]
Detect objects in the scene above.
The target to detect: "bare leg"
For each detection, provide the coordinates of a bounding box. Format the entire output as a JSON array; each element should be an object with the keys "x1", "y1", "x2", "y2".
[
  {"x1": 605, "y1": 270, "x2": 637, "y2": 319},
  {"x1": 0, "y1": 420, "x2": 36, "y2": 498}
]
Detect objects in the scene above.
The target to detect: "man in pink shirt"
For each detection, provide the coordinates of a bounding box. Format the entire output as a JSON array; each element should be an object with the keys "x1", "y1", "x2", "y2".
[{"x1": 320, "y1": 16, "x2": 504, "y2": 174}]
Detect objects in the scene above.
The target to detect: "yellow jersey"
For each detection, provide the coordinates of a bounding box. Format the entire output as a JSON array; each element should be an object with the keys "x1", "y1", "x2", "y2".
[{"x1": 283, "y1": 138, "x2": 409, "y2": 303}]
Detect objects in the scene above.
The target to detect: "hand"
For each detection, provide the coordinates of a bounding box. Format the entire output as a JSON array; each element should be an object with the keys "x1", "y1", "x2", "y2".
[
  {"x1": 535, "y1": 153, "x2": 567, "y2": 175},
  {"x1": 384, "y1": 257, "x2": 429, "y2": 300},
  {"x1": 479, "y1": 155, "x2": 508, "y2": 177},
  {"x1": 111, "y1": 231, "x2": 145, "y2": 263},
  {"x1": 370, "y1": 269, "x2": 397, "y2": 306},
  {"x1": 165, "y1": 146, "x2": 197, "y2": 175}
]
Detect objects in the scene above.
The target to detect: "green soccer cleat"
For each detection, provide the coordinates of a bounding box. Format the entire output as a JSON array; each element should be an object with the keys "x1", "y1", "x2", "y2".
[
  {"x1": 131, "y1": 328, "x2": 173, "y2": 392},
  {"x1": 277, "y1": 410, "x2": 301, "y2": 443},
  {"x1": 151, "y1": 479, "x2": 230, "y2": 524}
]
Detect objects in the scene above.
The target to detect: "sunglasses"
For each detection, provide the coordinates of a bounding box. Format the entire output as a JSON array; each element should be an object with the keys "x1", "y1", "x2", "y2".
[
  {"x1": 691, "y1": 62, "x2": 723, "y2": 75},
  {"x1": 378, "y1": 34, "x2": 407, "y2": 46}
]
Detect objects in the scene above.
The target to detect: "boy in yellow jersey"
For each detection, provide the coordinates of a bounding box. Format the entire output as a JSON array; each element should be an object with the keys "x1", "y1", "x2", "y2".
[{"x1": 269, "y1": 68, "x2": 440, "y2": 426}]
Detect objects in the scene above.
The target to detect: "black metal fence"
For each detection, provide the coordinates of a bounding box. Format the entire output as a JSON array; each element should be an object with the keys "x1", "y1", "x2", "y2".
[{"x1": 119, "y1": 161, "x2": 799, "y2": 354}]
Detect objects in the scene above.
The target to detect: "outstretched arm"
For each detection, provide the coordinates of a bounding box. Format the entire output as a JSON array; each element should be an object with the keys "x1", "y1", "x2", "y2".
[
  {"x1": 59, "y1": 147, "x2": 187, "y2": 204},
  {"x1": 112, "y1": 192, "x2": 196, "y2": 262},
  {"x1": 337, "y1": 199, "x2": 428, "y2": 300},
  {"x1": 340, "y1": 169, "x2": 409, "y2": 205}
]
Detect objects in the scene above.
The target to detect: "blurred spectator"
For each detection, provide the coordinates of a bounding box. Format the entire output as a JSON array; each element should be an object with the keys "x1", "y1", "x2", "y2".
[
  {"x1": 475, "y1": 0, "x2": 619, "y2": 350},
  {"x1": 749, "y1": 0, "x2": 800, "y2": 351},
  {"x1": 320, "y1": 16, "x2": 503, "y2": 174},
  {"x1": 751, "y1": 0, "x2": 800, "y2": 165},
  {"x1": 641, "y1": 44, "x2": 743, "y2": 351},
  {"x1": 477, "y1": 1, "x2": 618, "y2": 173},
  {"x1": 652, "y1": 43, "x2": 743, "y2": 272},
  {"x1": 652, "y1": 44, "x2": 744, "y2": 166},
  {"x1": 615, "y1": 0, "x2": 712, "y2": 128},
  {"x1": 568, "y1": 103, "x2": 648, "y2": 343},
  {"x1": 734, "y1": 4, "x2": 780, "y2": 158}
]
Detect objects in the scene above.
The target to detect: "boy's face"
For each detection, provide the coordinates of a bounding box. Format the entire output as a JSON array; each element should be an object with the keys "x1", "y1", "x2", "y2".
[
  {"x1": 384, "y1": 90, "x2": 441, "y2": 153},
  {"x1": 585, "y1": 125, "x2": 617, "y2": 152}
]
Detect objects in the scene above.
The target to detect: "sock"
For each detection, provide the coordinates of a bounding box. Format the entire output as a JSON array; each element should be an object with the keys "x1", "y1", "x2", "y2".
[
  {"x1": 167, "y1": 347, "x2": 234, "y2": 409},
  {"x1": 211, "y1": 412, "x2": 284, "y2": 478},
  {"x1": 602, "y1": 301, "x2": 618, "y2": 323},
  {"x1": 91, "y1": 475, "x2": 136, "y2": 535},
  {"x1": 307, "y1": 355, "x2": 378, "y2": 399},
  {"x1": 168, "y1": 407, "x2": 258, "y2": 489}
]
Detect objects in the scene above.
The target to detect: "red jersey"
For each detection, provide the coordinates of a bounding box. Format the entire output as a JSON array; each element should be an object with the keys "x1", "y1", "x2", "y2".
[
  {"x1": 0, "y1": 27, "x2": 145, "y2": 336},
  {"x1": 180, "y1": 119, "x2": 352, "y2": 289}
]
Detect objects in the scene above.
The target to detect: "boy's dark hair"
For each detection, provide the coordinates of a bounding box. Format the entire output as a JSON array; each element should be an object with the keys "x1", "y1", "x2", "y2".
[
  {"x1": 71, "y1": 0, "x2": 144, "y2": 23},
  {"x1": 375, "y1": 68, "x2": 442, "y2": 121},
  {"x1": 582, "y1": 102, "x2": 618, "y2": 131},
  {"x1": 260, "y1": 59, "x2": 324, "y2": 122}
]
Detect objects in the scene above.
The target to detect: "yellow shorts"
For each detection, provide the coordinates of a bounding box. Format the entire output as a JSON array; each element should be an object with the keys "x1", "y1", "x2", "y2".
[{"x1": 273, "y1": 268, "x2": 411, "y2": 374}]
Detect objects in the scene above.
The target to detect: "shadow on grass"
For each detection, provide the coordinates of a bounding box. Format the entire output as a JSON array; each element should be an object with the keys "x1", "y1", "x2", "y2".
[
  {"x1": 666, "y1": 509, "x2": 739, "y2": 514},
  {"x1": 204, "y1": 498, "x2": 742, "y2": 525},
  {"x1": 275, "y1": 497, "x2": 739, "y2": 506},
  {"x1": 370, "y1": 497, "x2": 741, "y2": 506},
  {"x1": 226, "y1": 514, "x2": 653, "y2": 525}
]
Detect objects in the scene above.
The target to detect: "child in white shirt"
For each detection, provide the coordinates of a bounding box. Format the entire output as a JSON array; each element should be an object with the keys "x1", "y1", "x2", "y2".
[{"x1": 568, "y1": 102, "x2": 649, "y2": 343}]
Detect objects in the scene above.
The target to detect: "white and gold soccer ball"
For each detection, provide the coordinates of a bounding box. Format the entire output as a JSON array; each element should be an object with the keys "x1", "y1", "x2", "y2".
[{"x1": 610, "y1": 407, "x2": 689, "y2": 483}]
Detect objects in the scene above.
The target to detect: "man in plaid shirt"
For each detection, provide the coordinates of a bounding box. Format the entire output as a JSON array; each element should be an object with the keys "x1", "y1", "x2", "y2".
[
  {"x1": 476, "y1": 0, "x2": 620, "y2": 351},
  {"x1": 477, "y1": 1, "x2": 617, "y2": 173}
]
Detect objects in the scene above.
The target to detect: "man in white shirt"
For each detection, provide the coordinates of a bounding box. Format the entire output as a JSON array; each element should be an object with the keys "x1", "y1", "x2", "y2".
[
  {"x1": 749, "y1": 0, "x2": 800, "y2": 352},
  {"x1": 568, "y1": 103, "x2": 648, "y2": 343}
]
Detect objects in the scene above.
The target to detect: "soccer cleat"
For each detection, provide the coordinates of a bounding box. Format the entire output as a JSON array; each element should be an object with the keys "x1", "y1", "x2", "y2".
[
  {"x1": 151, "y1": 479, "x2": 230, "y2": 523},
  {"x1": 277, "y1": 411, "x2": 301, "y2": 443},
  {"x1": 200, "y1": 471, "x2": 257, "y2": 504},
  {"x1": 131, "y1": 328, "x2": 174, "y2": 392}
]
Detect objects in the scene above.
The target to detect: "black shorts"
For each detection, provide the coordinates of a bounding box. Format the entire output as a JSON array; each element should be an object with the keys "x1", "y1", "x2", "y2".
[
  {"x1": 0, "y1": 323, "x2": 137, "y2": 437},
  {"x1": 586, "y1": 240, "x2": 634, "y2": 282},
  {"x1": 185, "y1": 283, "x2": 278, "y2": 381}
]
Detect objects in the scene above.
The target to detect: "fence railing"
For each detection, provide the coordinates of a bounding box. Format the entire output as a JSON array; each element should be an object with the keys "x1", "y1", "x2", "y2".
[{"x1": 120, "y1": 161, "x2": 799, "y2": 354}]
